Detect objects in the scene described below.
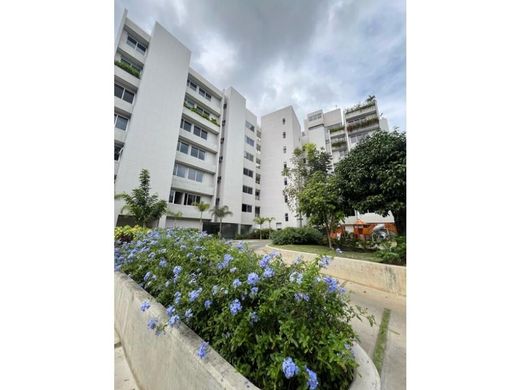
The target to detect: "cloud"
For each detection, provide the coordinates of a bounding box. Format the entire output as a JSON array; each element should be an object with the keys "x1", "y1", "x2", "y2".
[{"x1": 115, "y1": 0, "x2": 406, "y2": 130}]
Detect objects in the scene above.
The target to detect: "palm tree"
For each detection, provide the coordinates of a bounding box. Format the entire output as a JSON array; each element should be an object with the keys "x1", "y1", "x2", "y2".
[
  {"x1": 254, "y1": 216, "x2": 268, "y2": 239},
  {"x1": 194, "y1": 201, "x2": 210, "y2": 232},
  {"x1": 115, "y1": 169, "x2": 168, "y2": 227},
  {"x1": 169, "y1": 211, "x2": 183, "y2": 227},
  {"x1": 266, "y1": 217, "x2": 276, "y2": 230},
  {"x1": 210, "y1": 205, "x2": 233, "y2": 238}
]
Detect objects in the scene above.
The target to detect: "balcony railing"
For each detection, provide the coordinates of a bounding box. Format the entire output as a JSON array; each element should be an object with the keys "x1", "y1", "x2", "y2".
[
  {"x1": 328, "y1": 126, "x2": 344, "y2": 134},
  {"x1": 347, "y1": 117, "x2": 379, "y2": 132},
  {"x1": 184, "y1": 103, "x2": 220, "y2": 126},
  {"x1": 345, "y1": 99, "x2": 376, "y2": 114},
  {"x1": 114, "y1": 61, "x2": 140, "y2": 79},
  {"x1": 331, "y1": 140, "x2": 347, "y2": 149}
]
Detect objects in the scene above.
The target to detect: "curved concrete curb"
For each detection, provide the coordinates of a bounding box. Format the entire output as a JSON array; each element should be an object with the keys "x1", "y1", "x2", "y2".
[
  {"x1": 115, "y1": 271, "x2": 380, "y2": 389},
  {"x1": 265, "y1": 245, "x2": 406, "y2": 296},
  {"x1": 350, "y1": 343, "x2": 381, "y2": 390}
]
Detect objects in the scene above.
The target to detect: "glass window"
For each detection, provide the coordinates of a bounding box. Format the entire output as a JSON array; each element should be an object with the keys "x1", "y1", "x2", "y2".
[
  {"x1": 193, "y1": 126, "x2": 208, "y2": 140},
  {"x1": 184, "y1": 98, "x2": 195, "y2": 108},
  {"x1": 115, "y1": 115, "x2": 129, "y2": 130},
  {"x1": 174, "y1": 164, "x2": 187, "y2": 178},
  {"x1": 282, "y1": 118, "x2": 286, "y2": 125},
  {"x1": 242, "y1": 185, "x2": 253, "y2": 194},
  {"x1": 177, "y1": 141, "x2": 189, "y2": 154},
  {"x1": 114, "y1": 84, "x2": 124, "y2": 99},
  {"x1": 191, "y1": 146, "x2": 205, "y2": 160},
  {"x1": 114, "y1": 144, "x2": 123, "y2": 161},
  {"x1": 285, "y1": 213, "x2": 289, "y2": 222},
  {"x1": 244, "y1": 151, "x2": 254, "y2": 162},
  {"x1": 242, "y1": 204, "x2": 252, "y2": 213},
  {"x1": 199, "y1": 88, "x2": 211, "y2": 100},
  {"x1": 282, "y1": 132, "x2": 286, "y2": 139},
  {"x1": 255, "y1": 207, "x2": 260, "y2": 217},
  {"x1": 187, "y1": 80, "x2": 197, "y2": 91},
  {"x1": 283, "y1": 146, "x2": 287, "y2": 153},
  {"x1": 122, "y1": 89, "x2": 134, "y2": 104},
  {"x1": 185, "y1": 193, "x2": 200, "y2": 206},
  {"x1": 255, "y1": 174, "x2": 261, "y2": 184},
  {"x1": 127, "y1": 35, "x2": 137, "y2": 47},
  {"x1": 245, "y1": 121, "x2": 255, "y2": 131},
  {"x1": 181, "y1": 119, "x2": 192, "y2": 132},
  {"x1": 136, "y1": 42, "x2": 147, "y2": 54},
  {"x1": 243, "y1": 168, "x2": 253, "y2": 178},
  {"x1": 174, "y1": 191, "x2": 184, "y2": 204},
  {"x1": 245, "y1": 136, "x2": 255, "y2": 147}
]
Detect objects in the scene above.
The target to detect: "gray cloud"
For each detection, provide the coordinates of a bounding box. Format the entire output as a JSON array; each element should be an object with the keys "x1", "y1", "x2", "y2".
[{"x1": 115, "y1": 0, "x2": 405, "y2": 130}]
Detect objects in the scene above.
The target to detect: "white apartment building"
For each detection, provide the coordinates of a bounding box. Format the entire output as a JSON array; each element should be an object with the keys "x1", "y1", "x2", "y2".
[
  {"x1": 114, "y1": 12, "x2": 262, "y2": 235},
  {"x1": 259, "y1": 106, "x2": 303, "y2": 229}
]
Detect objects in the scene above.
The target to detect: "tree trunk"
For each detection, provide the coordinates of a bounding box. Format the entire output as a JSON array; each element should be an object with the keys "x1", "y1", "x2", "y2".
[
  {"x1": 326, "y1": 226, "x2": 332, "y2": 249},
  {"x1": 219, "y1": 219, "x2": 223, "y2": 238},
  {"x1": 393, "y1": 209, "x2": 406, "y2": 235}
]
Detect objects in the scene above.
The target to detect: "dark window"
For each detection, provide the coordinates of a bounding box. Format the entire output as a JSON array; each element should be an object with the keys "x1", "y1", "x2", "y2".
[
  {"x1": 244, "y1": 151, "x2": 254, "y2": 162},
  {"x1": 242, "y1": 185, "x2": 253, "y2": 194},
  {"x1": 174, "y1": 191, "x2": 183, "y2": 204},
  {"x1": 242, "y1": 204, "x2": 252, "y2": 213},
  {"x1": 114, "y1": 114, "x2": 129, "y2": 130},
  {"x1": 114, "y1": 84, "x2": 135, "y2": 104},
  {"x1": 285, "y1": 213, "x2": 289, "y2": 222},
  {"x1": 187, "y1": 80, "x2": 197, "y2": 91},
  {"x1": 114, "y1": 84, "x2": 124, "y2": 98},
  {"x1": 245, "y1": 121, "x2": 255, "y2": 131},
  {"x1": 185, "y1": 193, "x2": 201, "y2": 206},
  {"x1": 114, "y1": 144, "x2": 123, "y2": 161},
  {"x1": 191, "y1": 146, "x2": 205, "y2": 160},
  {"x1": 255, "y1": 207, "x2": 260, "y2": 217},
  {"x1": 243, "y1": 168, "x2": 253, "y2": 178},
  {"x1": 245, "y1": 136, "x2": 255, "y2": 147},
  {"x1": 282, "y1": 132, "x2": 286, "y2": 139},
  {"x1": 177, "y1": 141, "x2": 189, "y2": 154},
  {"x1": 283, "y1": 146, "x2": 287, "y2": 154},
  {"x1": 283, "y1": 162, "x2": 287, "y2": 170},
  {"x1": 284, "y1": 195, "x2": 288, "y2": 203},
  {"x1": 282, "y1": 118, "x2": 286, "y2": 125},
  {"x1": 181, "y1": 119, "x2": 192, "y2": 132},
  {"x1": 255, "y1": 190, "x2": 260, "y2": 200},
  {"x1": 284, "y1": 178, "x2": 288, "y2": 186},
  {"x1": 193, "y1": 126, "x2": 208, "y2": 140},
  {"x1": 199, "y1": 87, "x2": 211, "y2": 100},
  {"x1": 255, "y1": 174, "x2": 261, "y2": 184},
  {"x1": 169, "y1": 188, "x2": 175, "y2": 203}
]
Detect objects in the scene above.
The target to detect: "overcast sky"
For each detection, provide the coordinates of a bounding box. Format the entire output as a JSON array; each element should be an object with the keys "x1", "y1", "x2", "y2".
[{"x1": 115, "y1": 0, "x2": 405, "y2": 130}]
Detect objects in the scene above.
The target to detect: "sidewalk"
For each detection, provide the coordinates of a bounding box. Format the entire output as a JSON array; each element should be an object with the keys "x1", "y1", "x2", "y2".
[{"x1": 115, "y1": 330, "x2": 139, "y2": 390}]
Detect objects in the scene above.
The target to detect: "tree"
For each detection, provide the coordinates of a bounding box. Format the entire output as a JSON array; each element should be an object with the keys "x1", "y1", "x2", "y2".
[
  {"x1": 170, "y1": 211, "x2": 183, "y2": 227},
  {"x1": 299, "y1": 172, "x2": 344, "y2": 249},
  {"x1": 334, "y1": 130, "x2": 406, "y2": 234},
  {"x1": 253, "y1": 216, "x2": 268, "y2": 239},
  {"x1": 210, "y1": 205, "x2": 233, "y2": 238},
  {"x1": 266, "y1": 217, "x2": 276, "y2": 230},
  {"x1": 115, "y1": 169, "x2": 168, "y2": 227},
  {"x1": 283, "y1": 143, "x2": 332, "y2": 226},
  {"x1": 194, "y1": 202, "x2": 210, "y2": 232}
]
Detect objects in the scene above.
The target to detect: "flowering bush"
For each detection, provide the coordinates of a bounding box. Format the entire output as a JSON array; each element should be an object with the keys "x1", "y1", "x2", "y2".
[
  {"x1": 114, "y1": 225, "x2": 150, "y2": 243},
  {"x1": 115, "y1": 228, "x2": 373, "y2": 389},
  {"x1": 270, "y1": 227, "x2": 323, "y2": 245}
]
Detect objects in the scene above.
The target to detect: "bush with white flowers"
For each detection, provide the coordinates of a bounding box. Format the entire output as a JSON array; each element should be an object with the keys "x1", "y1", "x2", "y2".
[{"x1": 115, "y1": 228, "x2": 373, "y2": 389}]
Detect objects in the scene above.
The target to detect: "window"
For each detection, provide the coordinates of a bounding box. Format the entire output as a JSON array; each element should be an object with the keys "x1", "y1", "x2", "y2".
[
  {"x1": 242, "y1": 204, "x2": 252, "y2": 213},
  {"x1": 168, "y1": 188, "x2": 176, "y2": 203},
  {"x1": 174, "y1": 191, "x2": 183, "y2": 204},
  {"x1": 255, "y1": 207, "x2": 260, "y2": 217},
  {"x1": 283, "y1": 146, "x2": 287, "y2": 154},
  {"x1": 187, "y1": 79, "x2": 197, "y2": 91},
  {"x1": 245, "y1": 121, "x2": 255, "y2": 131},
  {"x1": 283, "y1": 162, "x2": 287, "y2": 170},
  {"x1": 284, "y1": 195, "x2": 288, "y2": 203},
  {"x1": 174, "y1": 164, "x2": 204, "y2": 183},
  {"x1": 193, "y1": 126, "x2": 208, "y2": 140},
  {"x1": 244, "y1": 151, "x2": 254, "y2": 162},
  {"x1": 256, "y1": 130, "x2": 262, "y2": 138},
  {"x1": 126, "y1": 34, "x2": 147, "y2": 54},
  {"x1": 256, "y1": 144, "x2": 261, "y2": 153},
  {"x1": 308, "y1": 112, "x2": 322, "y2": 121},
  {"x1": 195, "y1": 106, "x2": 211, "y2": 118},
  {"x1": 245, "y1": 136, "x2": 255, "y2": 147},
  {"x1": 188, "y1": 167, "x2": 204, "y2": 182},
  {"x1": 285, "y1": 213, "x2": 289, "y2": 222},
  {"x1": 243, "y1": 168, "x2": 253, "y2": 178},
  {"x1": 255, "y1": 189, "x2": 260, "y2": 200},
  {"x1": 255, "y1": 174, "x2": 261, "y2": 184},
  {"x1": 177, "y1": 141, "x2": 189, "y2": 154},
  {"x1": 114, "y1": 84, "x2": 135, "y2": 104},
  {"x1": 173, "y1": 163, "x2": 187, "y2": 178},
  {"x1": 282, "y1": 118, "x2": 286, "y2": 125},
  {"x1": 114, "y1": 143, "x2": 123, "y2": 161},
  {"x1": 190, "y1": 145, "x2": 205, "y2": 160},
  {"x1": 282, "y1": 131, "x2": 286, "y2": 139},
  {"x1": 284, "y1": 178, "x2": 288, "y2": 186},
  {"x1": 256, "y1": 158, "x2": 261, "y2": 168},
  {"x1": 181, "y1": 119, "x2": 192, "y2": 132},
  {"x1": 184, "y1": 97, "x2": 196, "y2": 109},
  {"x1": 198, "y1": 87, "x2": 211, "y2": 101},
  {"x1": 242, "y1": 185, "x2": 253, "y2": 194},
  {"x1": 114, "y1": 113, "x2": 129, "y2": 130},
  {"x1": 184, "y1": 193, "x2": 201, "y2": 206}
]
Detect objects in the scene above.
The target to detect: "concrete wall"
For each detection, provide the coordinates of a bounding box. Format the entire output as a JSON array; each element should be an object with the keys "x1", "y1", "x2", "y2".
[
  {"x1": 114, "y1": 272, "x2": 260, "y2": 390},
  {"x1": 266, "y1": 246, "x2": 406, "y2": 296}
]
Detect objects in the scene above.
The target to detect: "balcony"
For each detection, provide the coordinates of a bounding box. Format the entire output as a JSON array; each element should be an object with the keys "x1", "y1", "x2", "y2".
[
  {"x1": 179, "y1": 128, "x2": 218, "y2": 153},
  {"x1": 331, "y1": 140, "x2": 348, "y2": 151},
  {"x1": 114, "y1": 64, "x2": 140, "y2": 88},
  {"x1": 347, "y1": 117, "x2": 380, "y2": 133},
  {"x1": 182, "y1": 107, "x2": 220, "y2": 134},
  {"x1": 114, "y1": 128, "x2": 127, "y2": 144},
  {"x1": 328, "y1": 126, "x2": 344, "y2": 134},
  {"x1": 114, "y1": 96, "x2": 133, "y2": 116},
  {"x1": 171, "y1": 176, "x2": 214, "y2": 197},
  {"x1": 185, "y1": 86, "x2": 222, "y2": 116},
  {"x1": 175, "y1": 153, "x2": 217, "y2": 174},
  {"x1": 114, "y1": 60, "x2": 141, "y2": 79},
  {"x1": 167, "y1": 203, "x2": 212, "y2": 220},
  {"x1": 114, "y1": 160, "x2": 119, "y2": 174}
]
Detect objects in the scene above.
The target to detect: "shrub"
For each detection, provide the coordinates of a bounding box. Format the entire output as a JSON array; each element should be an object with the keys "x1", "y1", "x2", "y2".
[
  {"x1": 115, "y1": 228, "x2": 373, "y2": 389},
  {"x1": 114, "y1": 225, "x2": 150, "y2": 244},
  {"x1": 235, "y1": 229, "x2": 272, "y2": 240},
  {"x1": 114, "y1": 60, "x2": 141, "y2": 78},
  {"x1": 334, "y1": 233, "x2": 378, "y2": 252},
  {"x1": 376, "y1": 236, "x2": 406, "y2": 265},
  {"x1": 270, "y1": 227, "x2": 323, "y2": 245}
]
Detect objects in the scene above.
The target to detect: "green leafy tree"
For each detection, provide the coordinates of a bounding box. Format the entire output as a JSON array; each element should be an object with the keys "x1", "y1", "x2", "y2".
[
  {"x1": 283, "y1": 144, "x2": 332, "y2": 226},
  {"x1": 266, "y1": 216, "x2": 276, "y2": 230},
  {"x1": 334, "y1": 130, "x2": 406, "y2": 234},
  {"x1": 299, "y1": 172, "x2": 345, "y2": 249},
  {"x1": 194, "y1": 201, "x2": 210, "y2": 232},
  {"x1": 115, "y1": 169, "x2": 168, "y2": 227},
  {"x1": 210, "y1": 205, "x2": 233, "y2": 238},
  {"x1": 253, "y1": 216, "x2": 268, "y2": 239}
]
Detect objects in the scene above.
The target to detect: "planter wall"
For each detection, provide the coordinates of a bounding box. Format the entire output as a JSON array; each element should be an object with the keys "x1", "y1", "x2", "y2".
[
  {"x1": 115, "y1": 271, "x2": 380, "y2": 389},
  {"x1": 266, "y1": 246, "x2": 406, "y2": 296}
]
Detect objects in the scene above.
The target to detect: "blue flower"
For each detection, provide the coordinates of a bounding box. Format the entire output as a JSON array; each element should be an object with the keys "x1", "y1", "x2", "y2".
[
  {"x1": 235, "y1": 241, "x2": 245, "y2": 251},
  {"x1": 249, "y1": 311, "x2": 259, "y2": 323},
  {"x1": 159, "y1": 259, "x2": 167, "y2": 268},
  {"x1": 336, "y1": 248, "x2": 343, "y2": 254},
  {"x1": 305, "y1": 367, "x2": 318, "y2": 390},
  {"x1": 197, "y1": 341, "x2": 209, "y2": 359},
  {"x1": 247, "y1": 272, "x2": 260, "y2": 286},
  {"x1": 282, "y1": 357, "x2": 300, "y2": 379},
  {"x1": 293, "y1": 256, "x2": 303, "y2": 265},
  {"x1": 143, "y1": 271, "x2": 153, "y2": 281},
  {"x1": 147, "y1": 318, "x2": 158, "y2": 330},
  {"x1": 166, "y1": 305, "x2": 175, "y2": 317},
  {"x1": 174, "y1": 291, "x2": 181, "y2": 305},
  {"x1": 319, "y1": 256, "x2": 332, "y2": 268},
  {"x1": 263, "y1": 267, "x2": 274, "y2": 279},
  {"x1": 173, "y1": 266, "x2": 182, "y2": 282},
  {"x1": 217, "y1": 254, "x2": 233, "y2": 270},
  {"x1": 229, "y1": 299, "x2": 242, "y2": 316},
  {"x1": 148, "y1": 252, "x2": 156, "y2": 259},
  {"x1": 204, "y1": 300, "x2": 212, "y2": 309},
  {"x1": 250, "y1": 286, "x2": 259, "y2": 296},
  {"x1": 323, "y1": 276, "x2": 339, "y2": 293},
  {"x1": 294, "y1": 292, "x2": 310, "y2": 302},
  {"x1": 184, "y1": 308, "x2": 193, "y2": 320},
  {"x1": 168, "y1": 314, "x2": 180, "y2": 327},
  {"x1": 289, "y1": 272, "x2": 303, "y2": 284},
  {"x1": 232, "y1": 278, "x2": 242, "y2": 288},
  {"x1": 140, "y1": 300, "x2": 151, "y2": 312},
  {"x1": 259, "y1": 254, "x2": 271, "y2": 268}
]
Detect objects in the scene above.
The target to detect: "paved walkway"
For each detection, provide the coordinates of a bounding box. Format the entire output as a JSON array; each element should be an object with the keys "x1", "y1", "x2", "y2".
[{"x1": 115, "y1": 330, "x2": 139, "y2": 390}]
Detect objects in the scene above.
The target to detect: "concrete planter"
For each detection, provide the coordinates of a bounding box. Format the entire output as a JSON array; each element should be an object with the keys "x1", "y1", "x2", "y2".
[
  {"x1": 265, "y1": 246, "x2": 406, "y2": 296},
  {"x1": 115, "y1": 272, "x2": 380, "y2": 390}
]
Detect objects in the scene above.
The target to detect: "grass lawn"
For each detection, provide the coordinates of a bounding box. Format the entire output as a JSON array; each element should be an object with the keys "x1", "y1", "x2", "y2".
[{"x1": 269, "y1": 244, "x2": 382, "y2": 263}]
